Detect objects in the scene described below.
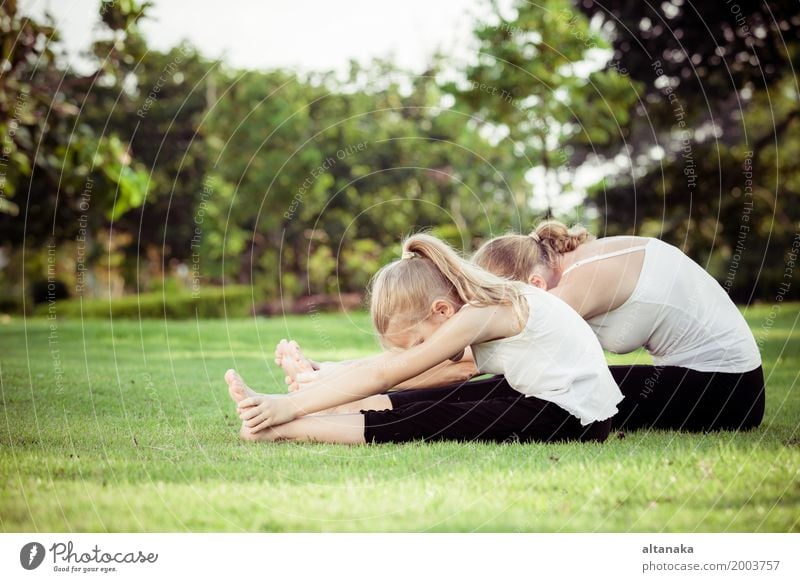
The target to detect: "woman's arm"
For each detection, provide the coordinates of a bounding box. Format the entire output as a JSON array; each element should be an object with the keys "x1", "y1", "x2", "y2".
[
  {"x1": 393, "y1": 347, "x2": 477, "y2": 389},
  {"x1": 238, "y1": 304, "x2": 517, "y2": 431}
]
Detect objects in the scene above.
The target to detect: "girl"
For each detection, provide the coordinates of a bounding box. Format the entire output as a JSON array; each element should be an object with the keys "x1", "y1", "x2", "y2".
[
  {"x1": 472, "y1": 221, "x2": 764, "y2": 432},
  {"x1": 227, "y1": 233, "x2": 623, "y2": 444}
]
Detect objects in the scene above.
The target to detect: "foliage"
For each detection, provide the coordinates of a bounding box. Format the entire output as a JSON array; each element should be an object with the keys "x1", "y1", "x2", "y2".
[
  {"x1": 577, "y1": 0, "x2": 800, "y2": 301},
  {"x1": 450, "y1": 0, "x2": 641, "y2": 216},
  {"x1": 1, "y1": 0, "x2": 797, "y2": 306},
  {"x1": 32, "y1": 285, "x2": 257, "y2": 319},
  {"x1": 0, "y1": 0, "x2": 151, "y2": 242},
  {"x1": 203, "y1": 62, "x2": 531, "y2": 297}
]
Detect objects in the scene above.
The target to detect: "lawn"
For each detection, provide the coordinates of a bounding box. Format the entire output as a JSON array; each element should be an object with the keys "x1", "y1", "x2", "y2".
[{"x1": 1, "y1": 304, "x2": 798, "y2": 532}]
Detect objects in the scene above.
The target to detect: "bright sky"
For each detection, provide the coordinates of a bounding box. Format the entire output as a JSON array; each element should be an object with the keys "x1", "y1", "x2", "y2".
[{"x1": 20, "y1": 0, "x2": 493, "y2": 74}]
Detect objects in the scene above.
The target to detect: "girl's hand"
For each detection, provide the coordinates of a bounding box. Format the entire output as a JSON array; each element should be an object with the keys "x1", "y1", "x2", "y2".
[
  {"x1": 295, "y1": 368, "x2": 329, "y2": 391},
  {"x1": 238, "y1": 394, "x2": 296, "y2": 432},
  {"x1": 286, "y1": 368, "x2": 327, "y2": 391}
]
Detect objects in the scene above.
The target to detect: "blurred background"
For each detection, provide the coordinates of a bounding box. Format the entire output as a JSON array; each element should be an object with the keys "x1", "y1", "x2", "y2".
[{"x1": 1, "y1": 0, "x2": 798, "y2": 318}]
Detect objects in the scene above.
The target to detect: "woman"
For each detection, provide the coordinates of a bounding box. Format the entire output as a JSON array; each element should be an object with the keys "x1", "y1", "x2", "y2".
[{"x1": 471, "y1": 221, "x2": 764, "y2": 431}]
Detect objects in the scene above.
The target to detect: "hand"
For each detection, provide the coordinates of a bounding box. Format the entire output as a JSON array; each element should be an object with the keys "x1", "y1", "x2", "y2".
[
  {"x1": 294, "y1": 368, "x2": 326, "y2": 391},
  {"x1": 238, "y1": 394, "x2": 296, "y2": 432},
  {"x1": 286, "y1": 367, "x2": 325, "y2": 392}
]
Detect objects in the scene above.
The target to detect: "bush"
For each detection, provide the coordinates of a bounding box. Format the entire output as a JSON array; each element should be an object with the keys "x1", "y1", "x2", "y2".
[
  {"x1": 32, "y1": 286, "x2": 258, "y2": 319},
  {"x1": 0, "y1": 294, "x2": 27, "y2": 315}
]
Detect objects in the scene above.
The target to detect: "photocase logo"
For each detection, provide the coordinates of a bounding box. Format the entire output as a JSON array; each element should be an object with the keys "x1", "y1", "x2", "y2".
[{"x1": 20, "y1": 542, "x2": 46, "y2": 570}]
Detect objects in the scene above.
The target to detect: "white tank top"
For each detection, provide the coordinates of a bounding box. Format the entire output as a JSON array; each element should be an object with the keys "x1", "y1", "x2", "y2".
[
  {"x1": 562, "y1": 238, "x2": 761, "y2": 373},
  {"x1": 471, "y1": 287, "x2": 623, "y2": 426}
]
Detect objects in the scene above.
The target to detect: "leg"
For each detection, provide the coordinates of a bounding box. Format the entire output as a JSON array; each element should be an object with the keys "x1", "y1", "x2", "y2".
[
  {"x1": 227, "y1": 367, "x2": 368, "y2": 444},
  {"x1": 239, "y1": 376, "x2": 610, "y2": 445},
  {"x1": 365, "y1": 387, "x2": 610, "y2": 444},
  {"x1": 321, "y1": 375, "x2": 519, "y2": 415},
  {"x1": 319, "y1": 393, "x2": 393, "y2": 415},
  {"x1": 611, "y1": 365, "x2": 765, "y2": 431},
  {"x1": 388, "y1": 375, "x2": 519, "y2": 408},
  {"x1": 241, "y1": 414, "x2": 366, "y2": 444}
]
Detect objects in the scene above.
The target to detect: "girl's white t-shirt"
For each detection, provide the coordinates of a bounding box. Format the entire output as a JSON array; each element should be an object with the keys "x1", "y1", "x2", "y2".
[{"x1": 471, "y1": 286, "x2": 623, "y2": 426}]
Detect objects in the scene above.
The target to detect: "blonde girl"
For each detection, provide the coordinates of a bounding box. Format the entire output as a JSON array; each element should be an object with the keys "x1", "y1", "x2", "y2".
[
  {"x1": 472, "y1": 221, "x2": 764, "y2": 432},
  {"x1": 226, "y1": 233, "x2": 622, "y2": 444}
]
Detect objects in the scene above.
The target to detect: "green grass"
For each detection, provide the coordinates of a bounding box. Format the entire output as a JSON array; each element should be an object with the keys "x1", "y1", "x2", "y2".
[{"x1": 1, "y1": 304, "x2": 799, "y2": 532}]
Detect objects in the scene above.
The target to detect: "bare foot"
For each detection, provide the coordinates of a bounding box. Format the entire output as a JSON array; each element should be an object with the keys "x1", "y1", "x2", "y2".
[
  {"x1": 239, "y1": 421, "x2": 262, "y2": 442},
  {"x1": 239, "y1": 421, "x2": 286, "y2": 442},
  {"x1": 275, "y1": 339, "x2": 315, "y2": 391},
  {"x1": 225, "y1": 369, "x2": 258, "y2": 405}
]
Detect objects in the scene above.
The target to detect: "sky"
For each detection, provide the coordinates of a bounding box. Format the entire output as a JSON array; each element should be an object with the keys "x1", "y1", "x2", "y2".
[{"x1": 19, "y1": 0, "x2": 494, "y2": 75}]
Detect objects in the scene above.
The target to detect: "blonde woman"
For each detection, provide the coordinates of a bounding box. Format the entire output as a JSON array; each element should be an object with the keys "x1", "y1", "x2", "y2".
[
  {"x1": 225, "y1": 233, "x2": 622, "y2": 444},
  {"x1": 472, "y1": 221, "x2": 764, "y2": 432}
]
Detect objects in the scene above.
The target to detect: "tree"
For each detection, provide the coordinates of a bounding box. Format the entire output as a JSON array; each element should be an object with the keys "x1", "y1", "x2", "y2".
[
  {"x1": 449, "y1": 0, "x2": 639, "y2": 221},
  {"x1": 578, "y1": 0, "x2": 800, "y2": 301},
  {"x1": 202, "y1": 60, "x2": 530, "y2": 298},
  {"x1": 0, "y1": 0, "x2": 151, "y2": 246}
]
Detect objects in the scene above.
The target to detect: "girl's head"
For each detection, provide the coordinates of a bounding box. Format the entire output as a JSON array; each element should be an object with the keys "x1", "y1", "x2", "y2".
[
  {"x1": 472, "y1": 220, "x2": 593, "y2": 289},
  {"x1": 369, "y1": 233, "x2": 525, "y2": 349}
]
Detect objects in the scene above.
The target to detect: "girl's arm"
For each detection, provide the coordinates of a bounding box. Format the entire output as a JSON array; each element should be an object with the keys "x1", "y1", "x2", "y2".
[
  {"x1": 239, "y1": 304, "x2": 519, "y2": 431},
  {"x1": 310, "y1": 348, "x2": 477, "y2": 390}
]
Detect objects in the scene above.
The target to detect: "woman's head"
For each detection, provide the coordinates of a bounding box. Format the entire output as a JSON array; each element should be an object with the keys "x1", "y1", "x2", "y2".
[
  {"x1": 369, "y1": 233, "x2": 525, "y2": 349},
  {"x1": 472, "y1": 220, "x2": 593, "y2": 288}
]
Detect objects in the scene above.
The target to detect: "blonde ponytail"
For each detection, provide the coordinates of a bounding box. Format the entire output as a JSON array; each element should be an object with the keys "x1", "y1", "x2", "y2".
[
  {"x1": 369, "y1": 233, "x2": 527, "y2": 337},
  {"x1": 473, "y1": 220, "x2": 593, "y2": 281}
]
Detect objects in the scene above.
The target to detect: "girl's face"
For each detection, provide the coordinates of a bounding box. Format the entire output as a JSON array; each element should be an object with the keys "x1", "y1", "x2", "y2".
[{"x1": 381, "y1": 300, "x2": 456, "y2": 350}]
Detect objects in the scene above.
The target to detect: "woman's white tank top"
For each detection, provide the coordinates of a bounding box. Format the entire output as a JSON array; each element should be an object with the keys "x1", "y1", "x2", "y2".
[
  {"x1": 564, "y1": 238, "x2": 761, "y2": 373},
  {"x1": 471, "y1": 286, "x2": 623, "y2": 426}
]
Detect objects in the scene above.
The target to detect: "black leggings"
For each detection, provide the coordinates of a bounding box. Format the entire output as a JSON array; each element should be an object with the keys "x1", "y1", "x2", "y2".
[
  {"x1": 362, "y1": 375, "x2": 611, "y2": 444},
  {"x1": 609, "y1": 364, "x2": 765, "y2": 431},
  {"x1": 366, "y1": 365, "x2": 765, "y2": 441}
]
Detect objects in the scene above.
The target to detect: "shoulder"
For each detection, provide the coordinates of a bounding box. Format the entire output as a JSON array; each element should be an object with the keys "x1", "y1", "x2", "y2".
[
  {"x1": 552, "y1": 262, "x2": 614, "y2": 318},
  {"x1": 458, "y1": 300, "x2": 528, "y2": 343}
]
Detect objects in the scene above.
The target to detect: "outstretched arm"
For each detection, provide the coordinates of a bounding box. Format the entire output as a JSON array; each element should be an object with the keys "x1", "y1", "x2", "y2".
[
  {"x1": 239, "y1": 304, "x2": 519, "y2": 431},
  {"x1": 301, "y1": 348, "x2": 477, "y2": 391}
]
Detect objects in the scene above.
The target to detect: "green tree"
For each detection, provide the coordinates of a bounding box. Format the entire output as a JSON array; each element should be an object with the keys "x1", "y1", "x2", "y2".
[
  {"x1": 0, "y1": 0, "x2": 151, "y2": 245},
  {"x1": 578, "y1": 0, "x2": 800, "y2": 301},
  {"x1": 202, "y1": 61, "x2": 529, "y2": 299},
  {"x1": 450, "y1": 0, "x2": 639, "y2": 220}
]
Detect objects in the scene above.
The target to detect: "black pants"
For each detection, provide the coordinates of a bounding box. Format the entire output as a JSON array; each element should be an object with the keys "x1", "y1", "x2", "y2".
[
  {"x1": 610, "y1": 364, "x2": 765, "y2": 431},
  {"x1": 364, "y1": 365, "x2": 765, "y2": 441},
  {"x1": 362, "y1": 375, "x2": 611, "y2": 444}
]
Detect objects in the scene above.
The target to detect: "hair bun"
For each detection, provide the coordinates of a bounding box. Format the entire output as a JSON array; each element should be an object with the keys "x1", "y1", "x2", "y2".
[{"x1": 534, "y1": 220, "x2": 591, "y2": 254}]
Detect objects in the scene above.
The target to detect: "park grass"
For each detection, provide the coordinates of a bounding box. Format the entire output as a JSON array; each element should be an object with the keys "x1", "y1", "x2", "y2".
[{"x1": 1, "y1": 304, "x2": 798, "y2": 532}]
